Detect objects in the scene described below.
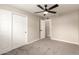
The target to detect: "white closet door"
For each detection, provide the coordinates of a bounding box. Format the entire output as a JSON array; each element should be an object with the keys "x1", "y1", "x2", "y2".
[
  {"x1": 13, "y1": 14, "x2": 27, "y2": 49},
  {"x1": 0, "y1": 9, "x2": 12, "y2": 54},
  {"x1": 40, "y1": 20, "x2": 45, "y2": 39}
]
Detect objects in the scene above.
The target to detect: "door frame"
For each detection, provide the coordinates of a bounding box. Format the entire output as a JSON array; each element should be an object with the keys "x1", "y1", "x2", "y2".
[{"x1": 39, "y1": 19, "x2": 46, "y2": 39}]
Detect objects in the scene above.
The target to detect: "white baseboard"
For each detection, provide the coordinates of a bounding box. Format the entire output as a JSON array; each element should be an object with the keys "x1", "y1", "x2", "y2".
[
  {"x1": 26, "y1": 39, "x2": 40, "y2": 44},
  {"x1": 50, "y1": 37, "x2": 79, "y2": 45}
]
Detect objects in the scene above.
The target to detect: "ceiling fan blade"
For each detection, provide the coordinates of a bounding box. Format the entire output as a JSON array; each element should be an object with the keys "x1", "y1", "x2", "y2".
[
  {"x1": 48, "y1": 4, "x2": 59, "y2": 10},
  {"x1": 47, "y1": 11, "x2": 56, "y2": 14},
  {"x1": 35, "y1": 11, "x2": 44, "y2": 13},
  {"x1": 37, "y1": 5, "x2": 44, "y2": 10}
]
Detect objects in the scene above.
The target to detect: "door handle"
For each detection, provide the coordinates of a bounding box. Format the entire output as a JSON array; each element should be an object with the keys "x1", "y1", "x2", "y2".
[
  {"x1": 25, "y1": 32, "x2": 27, "y2": 33},
  {"x1": 40, "y1": 30, "x2": 42, "y2": 31}
]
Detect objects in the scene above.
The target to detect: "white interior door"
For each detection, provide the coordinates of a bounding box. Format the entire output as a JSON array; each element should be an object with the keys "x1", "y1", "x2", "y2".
[
  {"x1": 13, "y1": 14, "x2": 27, "y2": 49},
  {"x1": 0, "y1": 9, "x2": 12, "y2": 54},
  {"x1": 40, "y1": 20, "x2": 45, "y2": 39}
]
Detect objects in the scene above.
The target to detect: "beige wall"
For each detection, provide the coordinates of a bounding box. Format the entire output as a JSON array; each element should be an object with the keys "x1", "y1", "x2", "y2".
[
  {"x1": 27, "y1": 14, "x2": 40, "y2": 43},
  {"x1": 50, "y1": 11, "x2": 79, "y2": 45}
]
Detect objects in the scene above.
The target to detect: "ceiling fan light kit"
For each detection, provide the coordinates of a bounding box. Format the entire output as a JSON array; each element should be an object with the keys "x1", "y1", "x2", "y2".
[
  {"x1": 35, "y1": 4, "x2": 59, "y2": 16},
  {"x1": 43, "y1": 11, "x2": 48, "y2": 14}
]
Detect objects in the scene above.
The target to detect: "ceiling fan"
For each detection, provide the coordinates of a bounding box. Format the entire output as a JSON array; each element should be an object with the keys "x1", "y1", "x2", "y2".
[{"x1": 35, "y1": 4, "x2": 59, "y2": 16}]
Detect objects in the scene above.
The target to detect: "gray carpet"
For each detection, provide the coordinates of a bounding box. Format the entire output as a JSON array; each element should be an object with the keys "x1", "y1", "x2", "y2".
[{"x1": 3, "y1": 38, "x2": 79, "y2": 55}]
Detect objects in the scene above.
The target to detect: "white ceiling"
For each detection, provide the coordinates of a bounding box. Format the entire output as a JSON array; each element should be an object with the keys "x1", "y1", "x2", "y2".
[{"x1": 9, "y1": 4, "x2": 79, "y2": 18}]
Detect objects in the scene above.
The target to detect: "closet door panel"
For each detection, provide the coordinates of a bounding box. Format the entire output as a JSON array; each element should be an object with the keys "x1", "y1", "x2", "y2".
[{"x1": 13, "y1": 14, "x2": 27, "y2": 49}]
